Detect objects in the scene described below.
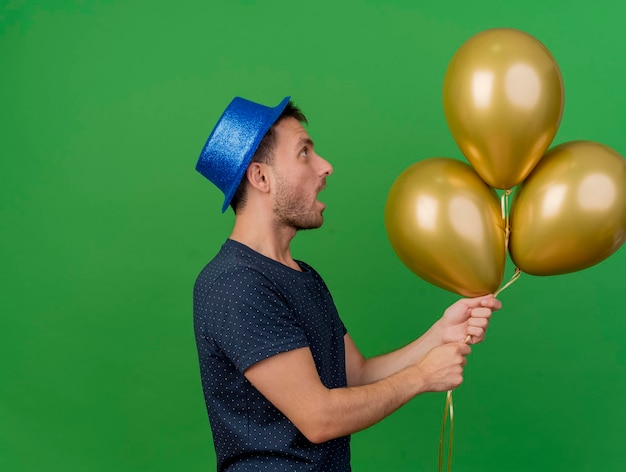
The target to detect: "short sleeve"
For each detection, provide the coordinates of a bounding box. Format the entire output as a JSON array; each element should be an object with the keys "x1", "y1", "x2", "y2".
[{"x1": 209, "y1": 267, "x2": 309, "y2": 372}]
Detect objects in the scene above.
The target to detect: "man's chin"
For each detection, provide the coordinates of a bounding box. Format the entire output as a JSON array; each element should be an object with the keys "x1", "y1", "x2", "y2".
[{"x1": 295, "y1": 215, "x2": 324, "y2": 232}]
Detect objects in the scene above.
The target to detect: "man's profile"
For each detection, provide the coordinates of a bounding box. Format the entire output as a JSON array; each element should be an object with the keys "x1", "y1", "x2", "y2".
[{"x1": 193, "y1": 96, "x2": 500, "y2": 471}]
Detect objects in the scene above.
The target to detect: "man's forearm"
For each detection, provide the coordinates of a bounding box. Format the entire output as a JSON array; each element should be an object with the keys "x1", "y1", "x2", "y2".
[
  {"x1": 300, "y1": 364, "x2": 427, "y2": 443},
  {"x1": 246, "y1": 340, "x2": 467, "y2": 444},
  {"x1": 347, "y1": 321, "x2": 444, "y2": 386}
]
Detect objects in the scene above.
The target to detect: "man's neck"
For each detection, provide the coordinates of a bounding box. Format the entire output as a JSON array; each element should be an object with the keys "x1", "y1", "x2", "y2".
[{"x1": 230, "y1": 212, "x2": 301, "y2": 271}]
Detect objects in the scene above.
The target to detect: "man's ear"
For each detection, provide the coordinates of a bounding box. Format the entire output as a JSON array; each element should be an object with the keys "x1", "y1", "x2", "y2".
[{"x1": 246, "y1": 162, "x2": 271, "y2": 193}]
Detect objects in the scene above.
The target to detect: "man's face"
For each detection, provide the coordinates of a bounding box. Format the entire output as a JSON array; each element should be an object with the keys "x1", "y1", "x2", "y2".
[{"x1": 269, "y1": 117, "x2": 333, "y2": 230}]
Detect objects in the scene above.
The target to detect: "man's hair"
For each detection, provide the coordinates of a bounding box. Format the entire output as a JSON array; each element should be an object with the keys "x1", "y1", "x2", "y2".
[{"x1": 230, "y1": 101, "x2": 307, "y2": 213}]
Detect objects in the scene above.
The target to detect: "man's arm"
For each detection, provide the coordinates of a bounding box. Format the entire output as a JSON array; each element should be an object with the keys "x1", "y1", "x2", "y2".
[
  {"x1": 244, "y1": 342, "x2": 470, "y2": 444},
  {"x1": 345, "y1": 294, "x2": 501, "y2": 387}
]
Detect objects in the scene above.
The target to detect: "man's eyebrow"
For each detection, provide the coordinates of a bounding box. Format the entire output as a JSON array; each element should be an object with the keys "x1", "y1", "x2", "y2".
[{"x1": 297, "y1": 137, "x2": 314, "y2": 148}]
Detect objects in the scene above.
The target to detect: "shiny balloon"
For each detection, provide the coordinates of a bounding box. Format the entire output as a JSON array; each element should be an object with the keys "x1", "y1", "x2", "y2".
[
  {"x1": 509, "y1": 141, "x2": 626, "y2": 276},
  {"x1": 385, "y1": 158, "x2": 506, "y2": 297},
  {"x1": 443, "y1": 28, "x2": 564, "y2": 189}
]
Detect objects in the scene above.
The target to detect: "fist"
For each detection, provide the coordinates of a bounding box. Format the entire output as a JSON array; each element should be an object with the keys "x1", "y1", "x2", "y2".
[{"x1": 417, "y1": 342, "x2": 471, "y2": 392}]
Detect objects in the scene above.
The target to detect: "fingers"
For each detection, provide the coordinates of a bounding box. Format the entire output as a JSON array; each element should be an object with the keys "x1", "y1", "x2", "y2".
[
  {"x1": 465, "y1": 326, "x2": 485, "y2": 344},
  {"x1": 455, "y1": 344, "x2": 470, "y2": 388},
  {"x1": 465, "y1": 310, "x2": 491, "y2": 343},
  {"x1": 459, "y1": 294, "x2": 502, "y2": 311},
  {"x1": 431, "y1": 343, "x2": 471, "y2": 362},
  {"x1": 468, "y1": 313, "x2": 490, "y2": 327},
  {"x1": 480, "y1": 295, "x2": 502, "y2": 311},
  {"x1": 451, "y1": 341, "x2": 471, "y2": 356},
  {"x1": 469, "y1": 306, "x2": 493, "y2": 320},
  {"x1": 446, "y1": 343, "x2": 470, "y2": 389}
]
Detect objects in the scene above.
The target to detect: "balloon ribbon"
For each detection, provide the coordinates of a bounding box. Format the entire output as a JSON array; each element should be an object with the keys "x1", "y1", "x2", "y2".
[
  {"x1": 437, "y1": 270, "x2": 522, "y2": 472},
  {"x1": 501, "y1": 188, "x2": 513, "y2": 250}
]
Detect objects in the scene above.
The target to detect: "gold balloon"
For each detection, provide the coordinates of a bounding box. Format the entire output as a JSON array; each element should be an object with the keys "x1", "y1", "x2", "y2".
[
  {"x1": 509, "y1": 141, "x2": 626, "y2": 276},
  {"x1": 443, "y1": 28, "x2": 564, "y2": 189},
  {"x1": 385, "y1": 158, "x2": 506, "y2": 297}
]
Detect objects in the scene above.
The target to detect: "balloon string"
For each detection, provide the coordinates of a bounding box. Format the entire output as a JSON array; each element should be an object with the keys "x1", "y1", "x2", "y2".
[
  {"x1": 496, "y1": 187, "x2": 521, "y2": 298},
  {"x1": 437, "y1": 266, "x2": 521, "y2": 471},
  {"x1": 438, "y1": 390, "x2": 453, "y2": 472},
  {"x1": 500, "y1": 189, "x2": 513, "y2": 251},
  {"x1": 438, "y1": 334, "x2": 470, "y2": 472},
  {"x1": 494, "y1": 267, "x2": 522, "y2": 298}
]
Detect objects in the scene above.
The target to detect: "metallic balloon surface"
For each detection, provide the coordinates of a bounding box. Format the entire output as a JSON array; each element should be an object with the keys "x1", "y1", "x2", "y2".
[
  {"x1": 443, "y1": 28, "x2": 564, "y2": 189},
  {"x1": 509, "y1": 141, "x2": 626, "y2": 276},
  {"x1": 385, "y1": 158, "x2": 506, "y2": 297}
]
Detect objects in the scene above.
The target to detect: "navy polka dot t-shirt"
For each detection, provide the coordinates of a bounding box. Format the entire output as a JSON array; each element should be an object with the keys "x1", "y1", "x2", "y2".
[{"x1": 193, "y1": 239, "x2": 351, "y2": 471}]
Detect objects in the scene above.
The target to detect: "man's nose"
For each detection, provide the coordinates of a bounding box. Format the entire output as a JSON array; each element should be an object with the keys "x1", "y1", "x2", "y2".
[{"x1": 317, "y1": 155, "x2": 333, "y2": 176}]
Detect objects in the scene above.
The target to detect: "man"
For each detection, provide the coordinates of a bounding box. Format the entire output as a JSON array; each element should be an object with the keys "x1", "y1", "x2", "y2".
[{"x1": 193, "y1": 96, "x2": 501, "y2": 471}]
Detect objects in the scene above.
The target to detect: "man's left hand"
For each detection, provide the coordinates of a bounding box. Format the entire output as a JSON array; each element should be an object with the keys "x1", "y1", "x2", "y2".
[{"x1": 438, "y1": 295, "x2": 502, "y2": 345}]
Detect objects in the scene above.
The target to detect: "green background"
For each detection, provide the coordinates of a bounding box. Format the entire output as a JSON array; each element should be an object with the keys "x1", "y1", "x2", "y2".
[{"x1": 2, "y1": 0, "x2": 625, "y2": 470}]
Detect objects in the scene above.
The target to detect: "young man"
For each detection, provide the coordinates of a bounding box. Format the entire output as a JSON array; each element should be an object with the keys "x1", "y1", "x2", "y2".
[{"x1": 193, "y1": 96, "x2": 501, "y2": 471}]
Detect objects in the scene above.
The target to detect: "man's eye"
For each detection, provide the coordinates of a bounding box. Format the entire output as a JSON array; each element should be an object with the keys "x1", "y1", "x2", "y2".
[{"x1": 301, "y1": 147, "x2": 309, "y2": 157}]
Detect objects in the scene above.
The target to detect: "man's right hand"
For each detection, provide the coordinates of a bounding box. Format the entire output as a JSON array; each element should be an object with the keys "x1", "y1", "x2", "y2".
[{"x1": 413, "y1": 342, "x2": 471, "y2": 392}]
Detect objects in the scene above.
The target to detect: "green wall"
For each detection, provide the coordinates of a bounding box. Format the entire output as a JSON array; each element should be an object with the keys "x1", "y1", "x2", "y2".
[{"x1": 2, "y1": 1, "x2": 625, "y2": 470}]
